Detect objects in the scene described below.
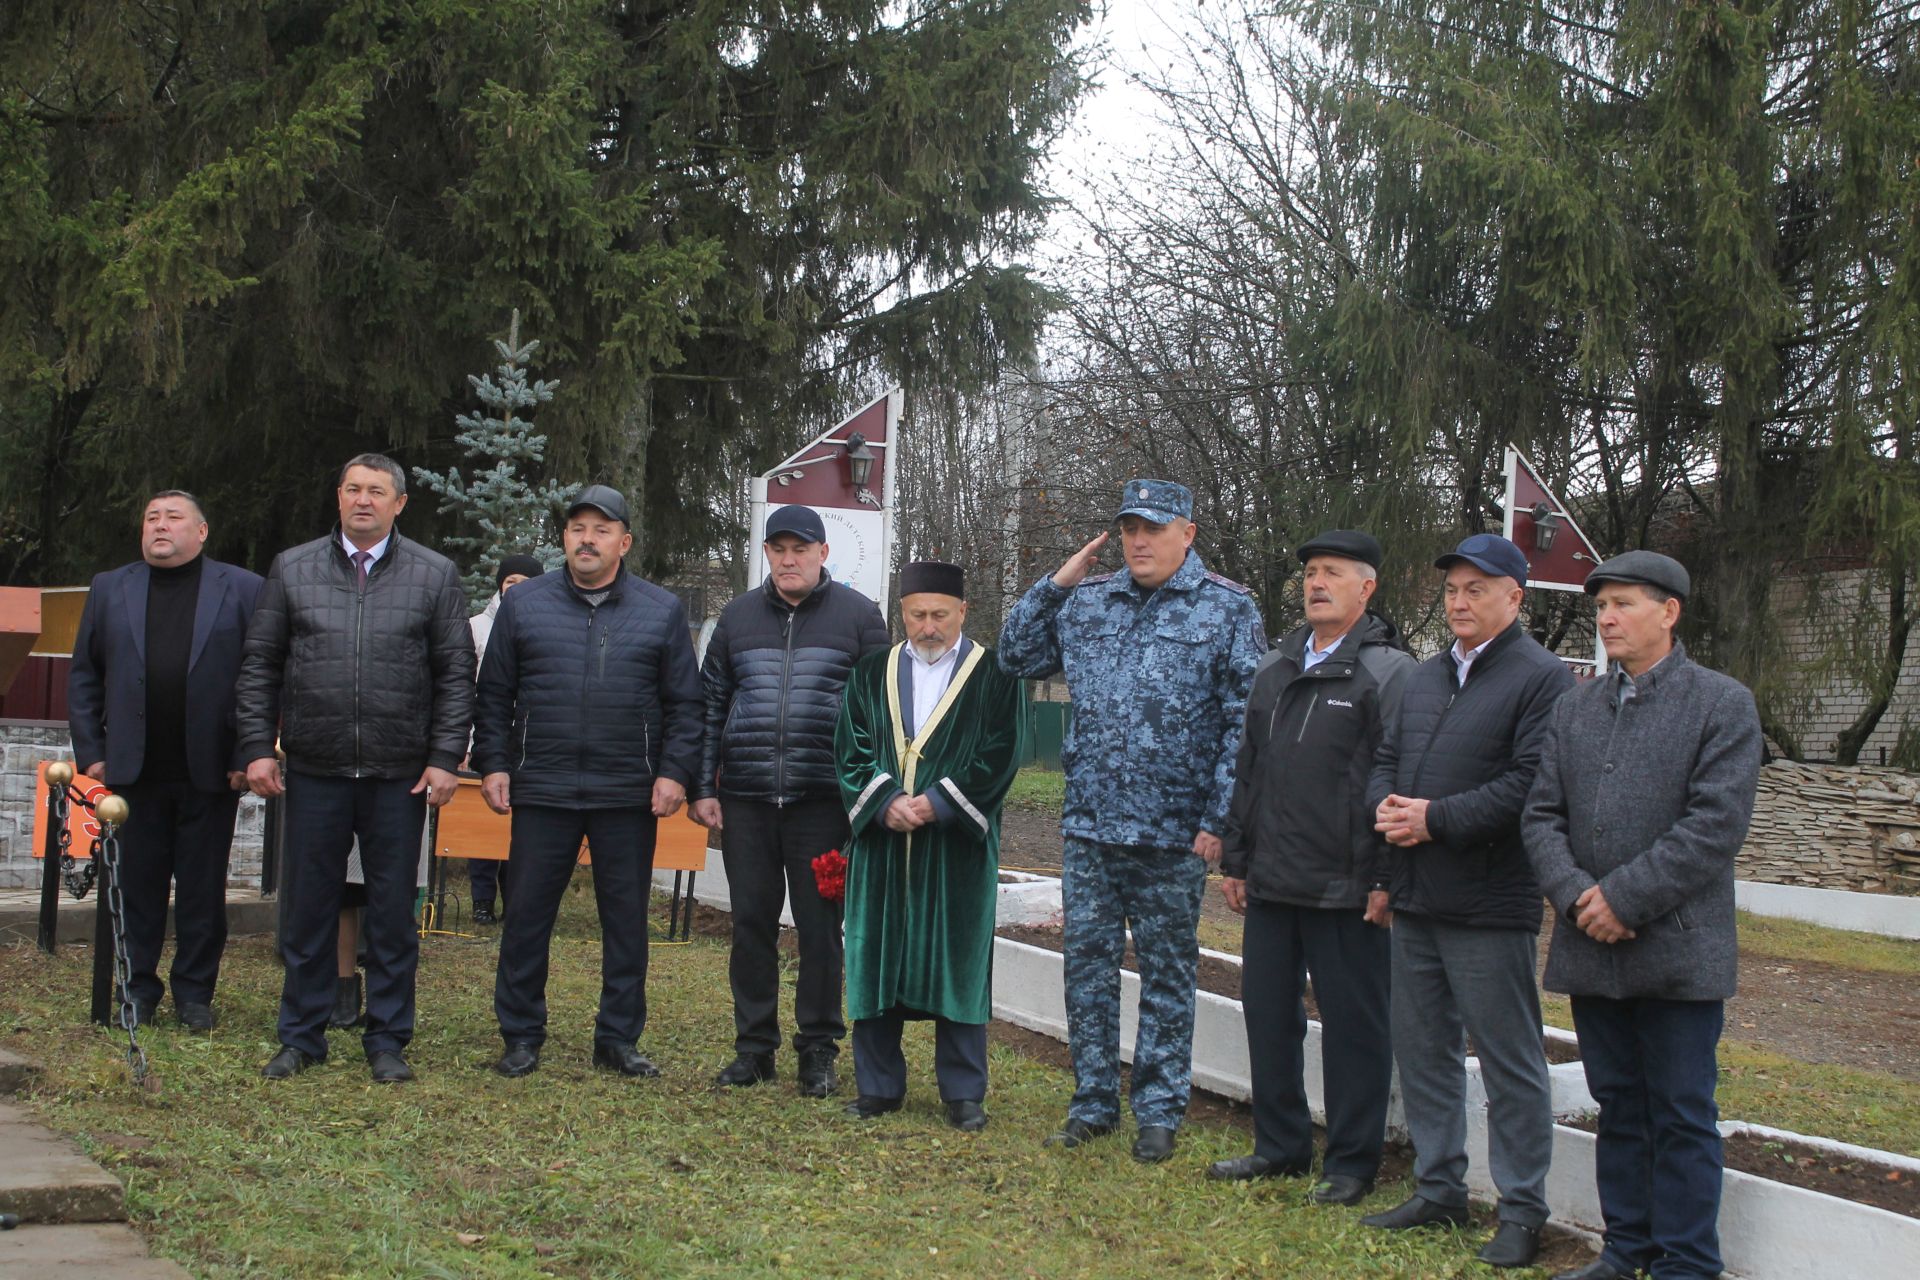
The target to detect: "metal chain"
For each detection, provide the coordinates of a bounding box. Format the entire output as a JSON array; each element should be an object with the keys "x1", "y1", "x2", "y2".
[
  {"x1": 53, "y1": 786, "x2": 95, "y2": 900},
  {"x1": 92, "y1": 822, "x2": 149, "y2": 1084}
]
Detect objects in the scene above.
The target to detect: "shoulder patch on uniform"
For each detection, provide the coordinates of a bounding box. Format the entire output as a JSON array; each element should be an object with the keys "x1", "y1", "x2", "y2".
[
  {"x1": 1080, "y1": 572, "x2": 1117, "y2": 586},
  {"x1": 1203, "y1": 571, "x2": 1251, "y2": 594}
]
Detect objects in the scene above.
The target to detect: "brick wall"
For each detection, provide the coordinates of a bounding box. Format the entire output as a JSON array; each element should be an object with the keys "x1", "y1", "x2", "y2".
[
  {"x1": 0, "y1": 721, "x2": 266, "y2": 890},
  {"x1": 1771, "y1": 568, "x2": 1920, "y2": 764}
]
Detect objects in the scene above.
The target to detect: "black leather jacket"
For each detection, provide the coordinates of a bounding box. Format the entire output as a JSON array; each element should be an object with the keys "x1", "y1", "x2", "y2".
[
  {"x1": 236, "y1": 528, "x2": 475, "y2": 779},
  {"x1": 694, "y1": 571, "x2": 889, "y2": 804}
]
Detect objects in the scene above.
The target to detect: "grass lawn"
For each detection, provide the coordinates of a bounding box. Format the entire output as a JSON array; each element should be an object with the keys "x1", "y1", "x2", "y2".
[
  {"x1": 1005, "y1": 766, "x2": 1066, "y2": 814},
  {"x1": 3, "y1": 889, "x2": 1546, "y2": 1280}
]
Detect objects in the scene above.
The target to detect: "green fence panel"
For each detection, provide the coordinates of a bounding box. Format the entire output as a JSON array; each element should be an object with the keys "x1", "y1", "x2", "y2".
[{"x1": 1025, "y1": 700, "x2": 1073, "y2": 770}]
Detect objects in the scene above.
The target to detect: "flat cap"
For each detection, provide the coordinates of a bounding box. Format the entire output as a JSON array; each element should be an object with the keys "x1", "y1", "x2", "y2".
[
  {"x1": 566, "y1": 484, "x2": 630, "y2": 525},
  {"x1": 764, "y1": 503, "x2": 827, "y2": 544},
  {"x1": 1296, "y1": 529, "x2": 1383, "y2": 571},
  {"x1": 1584, "y1": 549, "x2": 1690, "y2": 602},
  {"x1": 1435, "y1": 533, "x2": 1529, "y2": 586},
  {"x1": 1114, "y1": 479, "x2": 1192, "y2": 524}
]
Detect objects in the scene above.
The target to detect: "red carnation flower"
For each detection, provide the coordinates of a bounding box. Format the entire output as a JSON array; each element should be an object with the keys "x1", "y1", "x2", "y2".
[{"x1": 812, "y1": 847, "x2": 847, "y2": 905}]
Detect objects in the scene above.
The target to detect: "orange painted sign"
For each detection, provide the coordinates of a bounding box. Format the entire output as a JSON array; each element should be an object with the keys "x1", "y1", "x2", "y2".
[
  {"x1": 29, "y1": 762, "x2": 113, "y2": 860},
  {"x1": 432, "y1": 775, "x2": 710, "y2": 872}
]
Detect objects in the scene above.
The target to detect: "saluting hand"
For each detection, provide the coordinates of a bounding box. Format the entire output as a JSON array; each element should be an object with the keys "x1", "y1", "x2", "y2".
[{"x1": 1051, "y1": 532, "x2": 1110, "y2": 590}]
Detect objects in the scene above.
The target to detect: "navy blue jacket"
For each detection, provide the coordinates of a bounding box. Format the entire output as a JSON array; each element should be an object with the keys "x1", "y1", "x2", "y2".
[
  {"x1": 471, "y1": 567, "x2": 703, "y2": 808},
  {"x1": 695, "y1": 572, "x2": 890, "y2": 804},
  {"x1": 1368, "y1": 621, "x2": 1576, "y2": 930},
  {"x1": 68, "y1": 557, "x2": 264, "y2": 792}
]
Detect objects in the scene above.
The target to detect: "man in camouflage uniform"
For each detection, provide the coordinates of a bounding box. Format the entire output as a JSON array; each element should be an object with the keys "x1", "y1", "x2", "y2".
[{"x1": 999, "y1": 479, "x2": 1266, "y2": 1163}]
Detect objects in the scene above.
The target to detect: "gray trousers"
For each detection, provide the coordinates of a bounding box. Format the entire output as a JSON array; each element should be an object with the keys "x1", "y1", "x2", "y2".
[{"x1": 1391, "y1": 914, "x2": 1552, "y2": 1227}]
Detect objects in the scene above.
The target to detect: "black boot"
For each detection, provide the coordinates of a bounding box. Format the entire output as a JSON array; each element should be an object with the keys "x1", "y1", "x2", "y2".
[{"x1": 329, "y1": 973, "x2": 363, "y2": 1030}]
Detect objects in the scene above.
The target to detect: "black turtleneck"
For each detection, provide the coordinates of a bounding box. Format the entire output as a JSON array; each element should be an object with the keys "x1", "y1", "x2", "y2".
[{"x1": 143, "y1": 554, "x2": 204, "y2": 783}]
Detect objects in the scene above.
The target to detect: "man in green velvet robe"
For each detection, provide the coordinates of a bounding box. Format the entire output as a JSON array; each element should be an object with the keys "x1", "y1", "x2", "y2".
[{"x1": 835, "y1": 561, "x2": 1026, "y2": 1131}]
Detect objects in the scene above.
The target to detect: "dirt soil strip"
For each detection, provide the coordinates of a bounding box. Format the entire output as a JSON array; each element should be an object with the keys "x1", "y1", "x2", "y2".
[{"x1": 1000, "y1": 806, "x2": 1920, "y2": 1082}]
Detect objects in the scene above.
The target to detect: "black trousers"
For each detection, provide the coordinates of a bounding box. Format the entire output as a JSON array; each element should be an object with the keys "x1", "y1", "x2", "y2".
[
  {"x1": 495, "y1": 804, "x2": 657, "y2": 1049},
  {"x1": 277, "y1": 773, "x2": 425, "y2": 1059},
  {"x1": 852, "y1": 1012, "x2": 988, "y2": 1103},
  {"x1": 112, "y1": 780, "x2": 242, "y2": 1009},
  {"x1": 719, "y1": 795, "x2": 846, "y2": 1056},
  {"x1": 467, "y1": 857, "x2": 508, "y2": 910},
  {"x1": 1240, "y1": 897, "x2": 1393, "y2": 1178}
]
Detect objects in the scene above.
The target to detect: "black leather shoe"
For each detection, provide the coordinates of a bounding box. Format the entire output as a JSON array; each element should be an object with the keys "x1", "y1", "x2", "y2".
[
  {"x1": 329, "y1": 973, "x2": 363, "y2": 1030},
  {"x1": 176, "y1": 1002, "x2": 216, "y2": 1031},
  {"x1": 714, "y1": 1052, "x2": 775, "y2": 1087},
  {"x1": 842, "y1": 1094, "x2": 904, "y2": 1119},
  {"x1": 369, "y1": 1050, "x2": 413, "y2": 1083},
  {"x1": 1042, "y1": 1117, "x2": 1116, "y2": 1148},
  {"x1": 1477, "y1": 1222, "x2": 1541, "y2": 1269},
  {"x1": 495, "y1": 1042, "x2": 540, "y2": 1078},
  {"x1": 1552, "y1": 1258, "x2": 1640, "y2": 1280},
  {"x1": 1310, "y1": 1174, "x2": 1375, "y2": 1206},
  {"x1": 1132, "y1": 1124, "x2": 1177, "y2": 1163},
  {"x1": 593, "y1": 1043, "x2": 661, "y2": 1077},
  {"x1": 261, "y1": 1046, "x2": 318, "y2": 1079},
  {"x1": 1206, "y1": 1154, "x2": 1309, "y2": 1181},
  {"x1": 472, "y1": 904, "x2": 498, "y2": 926},
  {"x1": 945, "y1": 1100, "x2": 988, "y2": 1132},
  {"x1": 796, "y1": 1047, "x2": 838, "y2": 1097},
  {"x1": 1360, "y1": 1195, "x2": 1471, "y2": 1230}
]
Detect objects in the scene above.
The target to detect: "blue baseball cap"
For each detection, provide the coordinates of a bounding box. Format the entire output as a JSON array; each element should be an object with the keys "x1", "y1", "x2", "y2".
[
  {"x1": 764, "y1": 503, "x2": 827, "y2": 544},
  {"x1": 1114, "y1": 479, "x2": 1192, "y2": 524},
  {"x1": 1435, "y1": 533, "x2": 1529, "y2": 586}
]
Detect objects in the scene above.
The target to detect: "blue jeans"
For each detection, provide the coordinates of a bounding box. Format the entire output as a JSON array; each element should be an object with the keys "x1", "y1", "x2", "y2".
[{"x1": 1571, "y1": 995, "x2": 1725, "y2": 1278}]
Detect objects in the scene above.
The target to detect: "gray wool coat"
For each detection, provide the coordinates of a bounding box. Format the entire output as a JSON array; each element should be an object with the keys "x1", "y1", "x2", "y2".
[{"x1": 1522, "y1": 641, "x2": 1763, "y2": 1001}]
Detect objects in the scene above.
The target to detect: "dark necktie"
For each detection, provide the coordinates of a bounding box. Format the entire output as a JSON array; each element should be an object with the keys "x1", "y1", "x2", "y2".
[{"x1": 352, "y1": 550, "x2": 372, "y2": 589}]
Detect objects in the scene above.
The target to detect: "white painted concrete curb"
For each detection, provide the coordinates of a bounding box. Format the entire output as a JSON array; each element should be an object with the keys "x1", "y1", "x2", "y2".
[
  {"x1": 1734, "y1": 879, "x2": 1920, "y2": 939},
  {"x1": 650, "y1": 852, "x2": 1067, "y2": 929},
  {"x1": 660, "y1": 859, "x2": 1920, "y2": 1277},
  {"x1": 989, "y1": 933, "x2": 1920, "y2": 1280}
]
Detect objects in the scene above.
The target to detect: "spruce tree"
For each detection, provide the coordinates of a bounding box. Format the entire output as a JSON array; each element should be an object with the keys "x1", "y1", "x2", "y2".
[
  {"x1": 412, "y1": 312, "x2": 572, "y2": 607},
  {"x1": 0, "y1": 1, "x2": 1089, "y2": 582}
]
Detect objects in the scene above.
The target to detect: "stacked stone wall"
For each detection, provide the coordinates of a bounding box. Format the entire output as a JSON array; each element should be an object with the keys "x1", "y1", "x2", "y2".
[
  {"x1": 0, "y1": 721, "x2": 265, "y2": 890},
  {"x1": 1740, "y1": 759, "x2": 1920, "y2": 892}
]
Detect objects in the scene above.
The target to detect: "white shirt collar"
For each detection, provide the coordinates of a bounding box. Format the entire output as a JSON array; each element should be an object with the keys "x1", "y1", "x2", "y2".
[
  {"x1": 341, "y1": 530, "x2": 393, "y2": 564},
  {"x1": 1301, "y1": 628, "x2": 1350, "y2": 671},
  {"x1": 1449, "y1": 633, "x2": 1497, "y2": 684}
]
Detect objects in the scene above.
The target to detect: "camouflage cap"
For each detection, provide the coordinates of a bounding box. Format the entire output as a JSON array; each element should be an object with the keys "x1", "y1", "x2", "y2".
[{"x1": 1114, "y1": 479, "x2": 1192, "y2": 525}]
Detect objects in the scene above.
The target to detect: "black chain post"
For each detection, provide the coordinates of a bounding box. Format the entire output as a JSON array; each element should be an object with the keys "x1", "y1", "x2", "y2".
[{"x1": 35, "y1": 764, "x2": 72, "y2": 953}]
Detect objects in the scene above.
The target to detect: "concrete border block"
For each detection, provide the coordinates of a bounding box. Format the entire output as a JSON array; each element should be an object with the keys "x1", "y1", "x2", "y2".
[{"x1": 1735, "y1": 879, "x2": 1920, "y2": 939}]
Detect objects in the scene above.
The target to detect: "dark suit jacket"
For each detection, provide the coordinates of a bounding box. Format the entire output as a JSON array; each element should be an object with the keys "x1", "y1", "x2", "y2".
[{"x1": 68, "y1": 557, "x2": 265, "y2": 791}]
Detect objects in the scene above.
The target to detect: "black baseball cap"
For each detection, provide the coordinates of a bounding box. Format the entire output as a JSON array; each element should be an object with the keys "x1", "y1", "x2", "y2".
[
  {"x1": 764, "y1": 504, "x2": 827, "y2": 544},
  {"x1": 1435, "y1": 533, "x2": 1529, "y2": 585},
  {"x1": 566, "y1": 484, "x2": 630, "y2": 526}
]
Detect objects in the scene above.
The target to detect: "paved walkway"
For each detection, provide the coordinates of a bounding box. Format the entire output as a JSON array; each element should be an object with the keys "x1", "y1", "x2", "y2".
[
  {"x1": 0, "y1": 886, "x2": 277, "y2": 949},
  {"x1": 0, "y1": 1047, "x2": 190, "y2": 1278}
]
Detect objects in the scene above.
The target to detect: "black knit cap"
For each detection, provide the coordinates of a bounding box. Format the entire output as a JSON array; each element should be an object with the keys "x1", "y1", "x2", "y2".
[
  {"x1": 496, "y1": 554, "x2": 544, "y2": 591},
  {"x1": 899, "y1": 561, "x2": 965, "y2": 599}
]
